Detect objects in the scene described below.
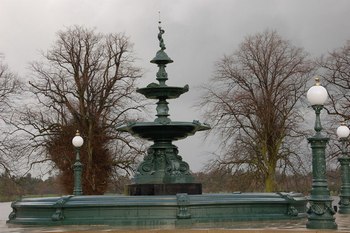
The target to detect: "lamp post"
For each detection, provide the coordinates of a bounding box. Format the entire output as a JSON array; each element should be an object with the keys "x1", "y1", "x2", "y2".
[
  {"x1": 337, "y1": 122, "x2": 350, "y2": 214},
  {"x1": 72, "y1": 130, "x2": 84, "y2": 196},
  {"x1": 306, "y1": 76, "x2": 337, "y2": 229}
]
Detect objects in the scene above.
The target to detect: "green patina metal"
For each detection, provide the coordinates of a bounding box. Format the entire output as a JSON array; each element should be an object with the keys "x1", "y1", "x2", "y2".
[
  {"x1": 338, "y1": 137, "x2": 350, "y2": 214},
  {"x1": 306, "y1": 105, "x2": 337, "y2": 229},
  {"x1": 7, "y1": 192, "x2": 306, "y2": 226},
  {"x1": 117, "y1": 24, "x2": 209, "y2": 188},
  {"x1": 73, "y1": 147, "x2": 83, "y2": 196}
]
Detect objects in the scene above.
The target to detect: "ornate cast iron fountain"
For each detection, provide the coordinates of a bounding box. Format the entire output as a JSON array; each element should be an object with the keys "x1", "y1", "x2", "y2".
[{"x1": 117, "y1": 24, "x2": 210, "y2": 195}]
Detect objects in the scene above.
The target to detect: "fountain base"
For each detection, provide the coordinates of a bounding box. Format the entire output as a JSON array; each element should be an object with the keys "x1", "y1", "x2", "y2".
[{"x1": 127, "y1": 183, "x2": 202, "y2": 195}]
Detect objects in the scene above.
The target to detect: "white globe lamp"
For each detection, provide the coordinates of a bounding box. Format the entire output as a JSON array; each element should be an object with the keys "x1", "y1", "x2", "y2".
[
  {"x1": 72, "y1": 130, "x2": 84, "y2": 148},
  {"x1": 307, "y1": 76, "x2": 328, "y2": 106},
  {"x1": 337, "y1": 122, "x2": 350, "y2": 139}
]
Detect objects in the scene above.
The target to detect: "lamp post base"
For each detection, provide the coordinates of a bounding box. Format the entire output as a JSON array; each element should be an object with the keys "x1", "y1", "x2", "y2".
[
  {"x1": 306, "y1": 220, "x2": 337, "y2": 229},
  {"x1": 339, "y1": 196, "x2": 350, "y2": 214},
  {"x1": 307, "y1": 131, "x2": 337, "y2": 229},
  {"x1": 306, "y1": 219, "x2": 337, "y2": 229},
  {"x1": 338, "y1": 156, "x2": 350, "y2": 214},
  {"x1": 306, "y1": 199, "x2": 337, "y2": 229}
]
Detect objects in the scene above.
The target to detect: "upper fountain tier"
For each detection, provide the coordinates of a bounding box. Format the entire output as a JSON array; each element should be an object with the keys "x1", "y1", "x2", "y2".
[{"x1": 136, "y1": 25, "x2": 188, "y2": 101}]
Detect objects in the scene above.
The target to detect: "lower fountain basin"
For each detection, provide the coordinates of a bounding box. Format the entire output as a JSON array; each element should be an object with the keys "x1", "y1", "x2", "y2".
[
  {"x1": 117, "y1": 121, "x2": 210, "y2": 141},
  {"x1": 7, "y1": 192, "x2": 307, "y2": 227}
]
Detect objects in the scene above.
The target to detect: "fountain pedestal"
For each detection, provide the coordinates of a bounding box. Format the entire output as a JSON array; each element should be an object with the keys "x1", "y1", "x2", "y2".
[
  {"x1": 124, "y1": 140, "x2": 202, "y2": 195},
  {"x1": 126, "y1": 140, "x2": 202, "y2": 195},
  {"x1": 118, "y1": 122, "x2": 209, "y2": 195}
]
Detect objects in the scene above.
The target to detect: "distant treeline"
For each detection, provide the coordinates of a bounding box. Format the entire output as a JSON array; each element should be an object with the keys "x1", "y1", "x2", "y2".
[
  {"x1": 0, "y1": 173, "x2": 62, "y2": 201},
  {"x1": 194, "y1": 169, "x2": 341, "y2": 195},
  {"x1": 0, "y1": 169, "x2": 341, "y2": 202}
]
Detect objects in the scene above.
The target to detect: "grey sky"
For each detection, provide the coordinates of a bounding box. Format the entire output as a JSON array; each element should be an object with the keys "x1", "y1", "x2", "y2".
[{"x1": 1, "y1": 0, "x2": 350, "y2": 172}]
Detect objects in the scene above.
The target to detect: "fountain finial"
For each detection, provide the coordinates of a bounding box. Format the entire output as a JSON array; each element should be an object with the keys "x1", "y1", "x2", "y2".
[
  {"x1": 151, "y1": 19, "x2": 173, "y2": 64},
  {"x1": 158, "y1": 13, "x2": 166, "y2": 50}
]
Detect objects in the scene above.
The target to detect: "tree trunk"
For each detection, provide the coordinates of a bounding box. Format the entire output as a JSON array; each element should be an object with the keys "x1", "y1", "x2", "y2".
[{"x1": 264, "y1": 163, "x2": 276, "y2": 192}]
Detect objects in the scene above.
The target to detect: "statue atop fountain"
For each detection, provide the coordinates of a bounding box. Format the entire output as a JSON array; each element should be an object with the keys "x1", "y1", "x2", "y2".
[{"x1": 117, "y1": 24, "x2": 210, "y2": 195}]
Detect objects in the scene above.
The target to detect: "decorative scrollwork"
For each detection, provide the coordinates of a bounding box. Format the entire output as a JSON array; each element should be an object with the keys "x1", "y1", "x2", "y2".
[
  {"x1": 137, "y1": 148, "x2": 156, "y2": 175},
  {"x1": 176, "y1": 193, "x2": 191, "y2": 219},
  {"x1": 287, "y1": 205, "x2": 298, "y2": 216},
  {"x1": 326, "y1": 204, "x2": 336, "y2": 215},
  {"x1": 277, "y1": 192, "x2": 295, "y2": 202},
  {"x1": 54, "y1": 195, "x2": 73, "y2": 207},
  {"x1": 8, "y1": 211, "x2": 16, "y2": 220},
  {"x1": 309, "y1": 203, "x2": 326, "y2": 215},
  {"x1": 179, "y1": 162, "x2": 190, "y2": 173},
  {"x1": 51, "y1": 195, "x2": 73, "y2": 221},
  {"x1": 308, "y1": 202, "x2": 335, "y2": 216},
  {"x1": 340, "y1": 197, "x2": 350, "y2": 206},
  {"x1": 8, "y1": 202, "x2": 17, "y2": 220},
  {"x1": 165, "y1": 148, "x2": 191, "y2": 176},
  {"x1": 52, "y1": 209, "x2": 64, "y2": 221}
]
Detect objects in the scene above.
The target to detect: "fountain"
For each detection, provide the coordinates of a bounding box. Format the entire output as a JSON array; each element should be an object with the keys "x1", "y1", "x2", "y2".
[
  {"x1": 117, "y1": 23, "x2": 209, "y2": 195},
  {"x1": 6, "y1": 24, "x2": 307, "y2": 228}
]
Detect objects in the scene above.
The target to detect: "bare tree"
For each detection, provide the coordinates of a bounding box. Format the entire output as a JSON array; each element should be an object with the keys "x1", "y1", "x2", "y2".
[
  {"x1": 0, "y1": 57, "x2": 21, "y2": 173},
  {"x1": 320, "y1": 41, "x2": 350, "y2": 120},
  {"x1": 318, "y1": 40, "x2": 350, "y2": 170},
  {"x1": 199, "y1": 30, "x2": 314, "y2": 192},
  {"x1": 15, "y1": 26, "x2": 146, "y2": 194}
]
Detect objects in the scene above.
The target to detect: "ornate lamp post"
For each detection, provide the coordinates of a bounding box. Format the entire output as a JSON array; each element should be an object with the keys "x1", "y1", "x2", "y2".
[
  {"x1": 337, "y1": 122, "x2": 350, "y2": 214},
  {"x1": 72, "y1": 130, "x2": 84, "y2": 195},
  {"x1": 306, "y1": 77, "x2": 337, "y2": 229}
]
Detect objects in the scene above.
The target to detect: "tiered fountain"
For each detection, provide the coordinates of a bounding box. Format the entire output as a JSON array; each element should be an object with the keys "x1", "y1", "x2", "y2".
[
  {"x1": 117, "y1": 24, "x2": 209, "y2": 195},
  {"x1": 6, "y1": 24, "x2": 307, "y2": 228}
]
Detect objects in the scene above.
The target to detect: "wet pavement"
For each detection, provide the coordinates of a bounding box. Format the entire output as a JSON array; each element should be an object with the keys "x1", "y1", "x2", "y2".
[{"x1": 1, "y1": 200, "x2": 350, "y2": 232}]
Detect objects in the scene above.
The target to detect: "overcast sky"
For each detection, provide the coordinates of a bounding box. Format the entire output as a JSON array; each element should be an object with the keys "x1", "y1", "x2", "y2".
[{"x1": 1, "y1": 0, "x2": 350, "y2": 172}]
